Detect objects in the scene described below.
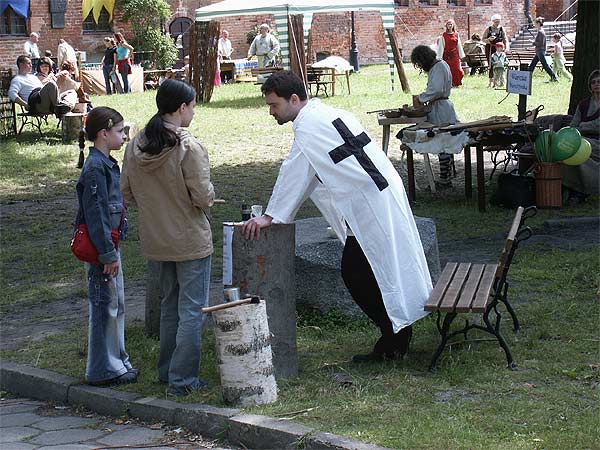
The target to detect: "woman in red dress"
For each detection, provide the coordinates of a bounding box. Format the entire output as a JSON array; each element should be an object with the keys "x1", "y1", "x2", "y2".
[{"x1": 436, "y1": 19, "x2": 465, "y2": 87}]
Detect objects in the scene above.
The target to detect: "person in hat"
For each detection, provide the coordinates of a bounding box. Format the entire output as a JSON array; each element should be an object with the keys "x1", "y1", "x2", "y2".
[
  {"x1": 482, "y1": 14, "x2": 508, "y2": 87},
  {"x1": 247, "y1": 24, "x2": 280, "y2": 68},
  {"x1": 436, "y1": 19, "x2": 465, "y2": 87},
  {"x1": 490, "y1": 42, "x2": 509, "y2": 88}
]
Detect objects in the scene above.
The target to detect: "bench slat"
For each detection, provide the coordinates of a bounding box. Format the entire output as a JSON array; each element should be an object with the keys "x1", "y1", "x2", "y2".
[
  {"x1": 439, "y1": 263, "x2": 472, "y2": 312},
  {"x1": 455, "y1": 263, "x2": 485, "y2": 313},
  {"x1": 471, "y1": 264, "x2": 498, "y2": 312},
  {"x1": 424, "y1": 262, "x2": 458, "y2": 311}
]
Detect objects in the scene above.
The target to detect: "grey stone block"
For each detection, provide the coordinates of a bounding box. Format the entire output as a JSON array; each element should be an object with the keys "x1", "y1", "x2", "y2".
[
  {"x1": 306, "y1": 431, "x2": 392, "y2": 450},
  {"x1": 129, "y1": 397, "x2": 180, "y2": 424},
  {"x1": 227, "y1": 413, "x2": 314, "y2": 449},
  {"x1": 28, "y1": 428, "x2": 105, "y2": 446},
  {"x1": 173, "y1": 403, "x2": 239, "y2": 439},
  {"x1": 295, "y1": 216, "x2": 441, "y2": 318},
  {"x1": 95, "y1": 426, "x2": 164, "y2": 446},
  {"x1": 0, "y1": 412, "x2": 43, "y2": 427},
  {"x1": 0, "y1": 403, "x2": 43, "y2": 415},
  {"x1": 33, "y1": 416, "x2": 100, "y2": 431},
  {"x1": 0, "y1": 426, "x2": 40, "y2": 443},
  {"x1": 68, "y1": 385, "x2": 140, "y2": 418},
  {"x1": 0, "y1": 361, "x2": 78, "y2": 403},
  {"x1": 0, "y1": 443, "x2": 36, "y2": 450},
  {"x1": 36, "y1": 446, "x2": 95, "y2": 450}
]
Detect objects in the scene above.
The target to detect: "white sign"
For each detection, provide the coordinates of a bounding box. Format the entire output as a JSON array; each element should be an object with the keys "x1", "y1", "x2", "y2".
[
  {"x1": 507, "y1": 70, "x2": 532, "y2": 95},
  {"x1": 222, "y1": 224, "x2": 234, "y2": 286}
]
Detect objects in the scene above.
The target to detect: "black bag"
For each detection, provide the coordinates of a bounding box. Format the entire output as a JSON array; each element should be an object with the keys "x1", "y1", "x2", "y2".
[{"x1": 490, "y1": 169, "x2": 536, "y2": 208}]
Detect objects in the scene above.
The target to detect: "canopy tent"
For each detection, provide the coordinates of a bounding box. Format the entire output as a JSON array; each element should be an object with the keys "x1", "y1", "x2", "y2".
[
  {"x1": 195, "y1": 0, "x2": 397, "y2": 89},
  {"x1": 1, "y1": 0, "x2": 30, "y2": 18}
]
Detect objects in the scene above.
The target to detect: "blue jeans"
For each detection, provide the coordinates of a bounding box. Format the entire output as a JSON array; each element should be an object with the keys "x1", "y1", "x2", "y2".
[
  {"x1": 103, "y1": 64, "x2": 114, "y2": 95},
  {"x1": 119, "y1": 61, "x2": 130, "y2": 93},
  {"x1": 157, "y1": 257, "x2": 211, "y2": 394},
  {"x1": 528, "y1": 50, "x2": 557, "y2": 80},
  {"x1": 85, "y1": 253, "x2": 132, "y2": 383}
]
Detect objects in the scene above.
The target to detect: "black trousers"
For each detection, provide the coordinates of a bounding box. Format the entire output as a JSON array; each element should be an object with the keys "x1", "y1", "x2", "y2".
[{"x1": 341, "y1": 236, "x2": 411, "y2": 355}]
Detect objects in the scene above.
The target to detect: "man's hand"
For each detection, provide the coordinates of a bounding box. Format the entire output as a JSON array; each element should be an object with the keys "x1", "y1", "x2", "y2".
[
  {"x1": 103, "y1": 261, "x2": 119, "y2": 277},
  {"x1": 242, "y1": 215, "x2": 273, "y2": 240}
]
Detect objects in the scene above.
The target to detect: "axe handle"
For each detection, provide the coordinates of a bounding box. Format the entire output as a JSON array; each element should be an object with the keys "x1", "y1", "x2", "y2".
[{"x1": 202, "y1": 297, "x2": 259, "y2": 313}]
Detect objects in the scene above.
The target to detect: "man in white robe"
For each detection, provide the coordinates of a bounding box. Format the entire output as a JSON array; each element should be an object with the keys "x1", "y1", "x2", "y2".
[
  {"x1": 247, "y1": 24, "x2": 280, "y2": 68},
  {"x1": 242, "y1": 71, "x2": 432, "y2": 361}
]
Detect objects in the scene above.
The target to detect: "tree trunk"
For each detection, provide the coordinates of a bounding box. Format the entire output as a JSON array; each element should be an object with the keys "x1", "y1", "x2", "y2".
[
  {"x1": 568, "y1": 1, "x2": 599, "y2": 115},
  {"x1": 192, "y1": 20, "x2": 220, "y2": 104}
]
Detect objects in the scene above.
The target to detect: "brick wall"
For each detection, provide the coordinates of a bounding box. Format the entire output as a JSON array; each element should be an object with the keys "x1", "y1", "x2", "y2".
[{"x1": 535, "y1": 0, "x2": 574, "y2": 21}]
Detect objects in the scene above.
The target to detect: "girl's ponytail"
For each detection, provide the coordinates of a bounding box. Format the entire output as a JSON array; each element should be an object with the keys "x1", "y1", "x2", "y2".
[{"x1": 77, "y1": 129, "x2": 86, "y2": 168}]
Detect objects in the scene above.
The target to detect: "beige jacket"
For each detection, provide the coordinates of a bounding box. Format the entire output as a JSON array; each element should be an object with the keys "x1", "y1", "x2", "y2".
[{"x1": 121, "y1": 124, "x2": 214, "y2": 261}]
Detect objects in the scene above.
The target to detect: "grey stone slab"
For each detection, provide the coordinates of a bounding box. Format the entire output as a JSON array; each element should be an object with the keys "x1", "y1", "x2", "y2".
[
  {"x1": 173, "y1": 403, "x2": 240, "y2": 439},
  {"x1": 68, "y1": 385, "x2": 140, "y2": 417},
  {"x1": 0, "y1": 361, "x2": 79, "y2": 403},
  {"x1": 28, "y1": 428, "x2": 105, "y2": 446},
  {"x1": 227, "y1": 413, "x2": 314, "y2": 450},
  {"x1": 307, "y1": 431, "x2": 392, "y2": 450},
  {"x1": 0, "y1": 402, "x2": 43, "y2": 415},
  {"x1": 0, "y1": 426, "x2": 40, "y2": 443},
  {"x1": 0, "y1": 412, "x2": 44, "y2": 427},
  {"x1": 129, "y1": 396, "x2": 180, "y2": 425},
  {"x1": 33, "y1": 415, "x2": 100, "y2": 431},
  {"x1": 95, "y1": 426, "x2": 164, "y2": 446},
  {"x1": 36, "y1": 445, "x2": 96, "y2": 450},
  {"x1": 0, "y1": 443, "x2": 36, "y2": 450},
  {"x1": 295, "y1": 216, "x2": 441, "y2": 318}
]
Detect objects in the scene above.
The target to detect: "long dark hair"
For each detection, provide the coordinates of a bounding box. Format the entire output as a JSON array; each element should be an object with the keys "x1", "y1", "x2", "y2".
[
  {"x1": 139, "y1": 79, "x2": 196, "y2": 155},
  {"x1": 411, "y1": 45, "x2": 437, "y2": 73}
]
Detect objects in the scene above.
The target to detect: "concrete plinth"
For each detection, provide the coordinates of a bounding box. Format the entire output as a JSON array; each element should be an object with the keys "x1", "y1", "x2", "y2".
[
  {"x1": 229, "y1": 223, "x2": 298, "y2": 379},
  {"x1": 295, "y1": 216, "x2": 440, "y2": 318}
]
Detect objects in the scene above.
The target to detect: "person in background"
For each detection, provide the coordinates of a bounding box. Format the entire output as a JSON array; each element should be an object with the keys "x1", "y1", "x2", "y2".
[
  {"x1": 528, "y1": 17, "x2": 558, "y2": 82},
  {"x1": 490, "y1": 42, "x2": 509, "y2": 88},
  {"x1": 102, "y1": 37, "x2": 118, "y2": 95},
  {"x1": 24, "y1": 32, "x2": 40, "y2": 71},
  {"x1": 121, "y1": 80, "x2": 215, "y2": 396},
  {"x1": 183, "y1": 55, "x2": 191, "y2": 82},
  {"x1": 482, "y1": 14, "x2": 508, "y2": 88},
  {"x1": 57, "y1": 38, "x2": 79, "y2": 80},
  {"x1": 411, "y1": 45, "x2": 458, "y2": 188},
  {"x1": 463, "y1": 33, "x2": 486, "y2": 75},
  {"x1": 218, "y1": 30, "x2": 234, "y2": 60},
  {"x1": 563, "y1": 70, "x2": 600, "y2": 204},
  {"x1": 44, "y1": 49, "x2": 58, "y2": 73},
  {"x1": 35, "y1": 57, "x2": 79, "y2": 95},
  {"x1": 247, "y1": 24, "x2": 280, "y2": 68},
  {"x1": 114, "y1": 32, "x2": 134, "y2": 93},
  {"x1": 551, "y1": 33, "x2": 573, "y2": 82},
  {"x1": 75, "y1": 106, "x2": 138, "y2": 387},
  {"x1": 436, "y1": 19, "x2": 465, "y2": 87}
]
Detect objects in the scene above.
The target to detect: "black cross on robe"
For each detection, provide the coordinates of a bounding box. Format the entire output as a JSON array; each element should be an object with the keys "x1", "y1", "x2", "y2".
[{"x1": 328, "y1": 118, "x2": 389, "y2": 191}]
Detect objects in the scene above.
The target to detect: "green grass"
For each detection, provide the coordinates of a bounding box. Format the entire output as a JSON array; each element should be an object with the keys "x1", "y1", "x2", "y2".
[{"x1": 1, "y1": 64, "x2": 599, "y2": 449}]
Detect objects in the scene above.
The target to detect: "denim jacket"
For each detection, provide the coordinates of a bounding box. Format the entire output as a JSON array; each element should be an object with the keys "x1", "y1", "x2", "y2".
[{"x1": 76, "y1": 147, "x2": 127, "y2": 265}]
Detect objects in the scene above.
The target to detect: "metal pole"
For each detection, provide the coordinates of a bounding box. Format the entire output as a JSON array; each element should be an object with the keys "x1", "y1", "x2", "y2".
[{"x1": 350, "y1": 11, "x2": 360, "y2": 72}]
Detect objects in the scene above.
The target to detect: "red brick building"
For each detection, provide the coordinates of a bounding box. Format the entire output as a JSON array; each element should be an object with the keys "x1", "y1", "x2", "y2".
[{"x1": 1, "y1": 0, "x2": 572, "y2": 70}]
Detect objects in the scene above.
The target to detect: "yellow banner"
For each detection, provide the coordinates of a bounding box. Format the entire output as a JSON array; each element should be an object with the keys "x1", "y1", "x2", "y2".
[{"x1": 82, "y1": 0, "x2": 115, "y2": 23}]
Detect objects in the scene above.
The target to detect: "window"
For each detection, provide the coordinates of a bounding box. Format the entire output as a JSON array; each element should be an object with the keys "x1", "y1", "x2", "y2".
[
  {"x1": 475, "y1": 0, "x2": 493, "y2": 4},
  {"x1": 418, "y1": 0, "x2": 439, "y2": 5},
  {"x1": 0, "y1": 7, "x2": 27, "y2": 36},
  {"x1": 83, "y1": 7, "x2": 112, "y2": 33},
  {"x1": 394, "y1": 0, "x2": 409, "y2": 6},
  {"x1": 448, "y1": 0, "x2": 466, "y2": 6}
]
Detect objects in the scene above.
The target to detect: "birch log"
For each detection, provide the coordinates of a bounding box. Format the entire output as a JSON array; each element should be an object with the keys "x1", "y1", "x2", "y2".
[{"x1": 213, "y1": 300, "x2": 277, "y2": 407}]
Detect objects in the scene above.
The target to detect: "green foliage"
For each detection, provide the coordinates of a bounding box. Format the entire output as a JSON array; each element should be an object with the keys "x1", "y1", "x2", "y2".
[{"x1": 116, "y1": 0, "x2": 177, "y2": 69}]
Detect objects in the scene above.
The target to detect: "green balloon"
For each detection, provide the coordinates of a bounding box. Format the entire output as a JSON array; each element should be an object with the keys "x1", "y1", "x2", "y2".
[
  {"x1": 535, "y1": 130, "x2": 550, "y2": 161},
  {"x1": 551, "y1": 127, "x2": 581, "y2": 161},
  {"x1": 562, "y1": 138, "x2": 592, "y2": 166}
]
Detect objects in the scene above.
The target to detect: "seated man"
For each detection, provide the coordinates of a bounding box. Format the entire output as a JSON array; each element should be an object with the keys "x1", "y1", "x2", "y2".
[
  {"x1": 463, "y1": 34, "x2": 486, "y2": 75},
  {"x1": 8, "y1": 55, "x2": 76, "y2": 118}
]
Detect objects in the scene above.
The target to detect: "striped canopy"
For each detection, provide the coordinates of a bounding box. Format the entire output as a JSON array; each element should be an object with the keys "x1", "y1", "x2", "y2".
[{"x1": 195, "y1": 0, "x2": 396, "y2": 89}]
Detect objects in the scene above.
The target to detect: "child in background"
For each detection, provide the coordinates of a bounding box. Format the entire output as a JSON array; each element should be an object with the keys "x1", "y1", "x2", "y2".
[
  {"x1": 75, "y1": 107, "x2": 138, "y2": 386},
  {"x1": 491, "y1": 42, "x2": 509, "y2": 88},
  {"x1": 551, "y1": 33, "x2": 573, "y2": 81}
]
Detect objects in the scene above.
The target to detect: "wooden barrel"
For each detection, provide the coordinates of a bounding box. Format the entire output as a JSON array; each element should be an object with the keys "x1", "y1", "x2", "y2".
[
  {"x1": 535, "y1": 162, "x2": 562, "y2": 209},
  {"x1": 212, "y1": 300, "x2": 277, "y2": 407}
]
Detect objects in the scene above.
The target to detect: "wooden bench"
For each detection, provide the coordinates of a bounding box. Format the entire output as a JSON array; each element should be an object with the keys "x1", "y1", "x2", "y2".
[
  {"x1": 251, "y1": 66, "x2": 283, "y2": 85},
  {"x1": 306, "y1": 66, "x2": 336, "y2": 97},
  {"x1": 16, "y1": 104, "x2": 57, "y2": 137},
  {"x1": 464, "y1": 53, "x2": 489, "y2": 75},
  {"x1": 424, "y1": 206, "x2": 537, "y2": 371}
]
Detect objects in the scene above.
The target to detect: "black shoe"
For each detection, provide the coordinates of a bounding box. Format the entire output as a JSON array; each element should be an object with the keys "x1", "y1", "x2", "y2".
[
  {"x1": 88, "y1": 370, "x2": 138, "y2": 386},
  {"x1": 128, "y1": 368, "x2": 140, "y2": 377},
  {"x1": 395, "y1": 325, "x2": 413, "y2": 357},
  {"x1": 54, "y1": 104, "x2": 71, "y2": 118},
  {"x1": 167, "y1": 379, "x2": 209, "y2": 396}
]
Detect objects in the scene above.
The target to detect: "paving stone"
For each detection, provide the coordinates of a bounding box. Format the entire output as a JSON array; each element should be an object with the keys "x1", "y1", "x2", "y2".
[
  {"x1": 95, "y1": 426, "x2": 165, "y2": 446},
  {"x1": 0, "y1": 426, "x2": 40, "y2": 443},
  {"x1": 33, "y1": 415, "x2": 100, "y2": 431},
  {"x1": 0, "y1": 443, "x2": 36, "y2": 450},
  {"x1": 0, "y1": 412, "x2": 44, "y2": 427},
  {"x1": 0, "y1": 403, "x2": 43, "y2": 415},
  {"x1": 28, "y1": 428, "x2": 105, "y2": 446},
  {"x1": 36, "y1": 445, "x2": 96, "y2": 450}
]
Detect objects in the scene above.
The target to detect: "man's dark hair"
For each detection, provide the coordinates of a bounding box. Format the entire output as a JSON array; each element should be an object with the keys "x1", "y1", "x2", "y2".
[
  {"x1": 471, "y1": 33, "x2": 481, "y2": 41},
  {"x1": 261, "y1": 70, "x2": 307, "y2": 101},
  {"x1": 16, "y1": 55, "x2": 30, "y2": 69},
  {"x1": 410, "y1": 45, "x2": 437, "y2": 73}
]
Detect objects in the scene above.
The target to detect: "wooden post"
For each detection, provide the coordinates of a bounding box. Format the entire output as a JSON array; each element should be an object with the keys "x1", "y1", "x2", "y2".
[
  {"x1": 61, "y1": 112, "x2": 84, "y2": 143},
  {"x1": 145, "y1": 260, "x2": 161, "y2": 338},
  {"x1": 228, "y1": 223, "x2": 298, "y2": 379}
]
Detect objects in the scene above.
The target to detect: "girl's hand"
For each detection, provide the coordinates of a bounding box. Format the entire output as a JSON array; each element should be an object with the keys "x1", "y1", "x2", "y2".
[{"x1": 103, "y1": 261, "x2": 119, "y2": 277}]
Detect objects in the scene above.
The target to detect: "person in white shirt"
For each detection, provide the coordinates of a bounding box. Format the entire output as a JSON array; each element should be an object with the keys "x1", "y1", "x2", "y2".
[
  {"x1": 57, "y1": 39, "x2": 79, "y2": 80},
  {"x1": 247, "y1": 24, "x2": 280, "y2": 68},
  {"x1": 242, "y1": 71, "x2": 432, "y2": 362},
  {"x1": 24, "y1": 32, "x2": 40, "y2": 72},
  {"x1": 8, "y1": 55, "x2": 75, "y2": 117},
  {"x1": 218, "y1": 30, "x2": 233, "y2": 60}
]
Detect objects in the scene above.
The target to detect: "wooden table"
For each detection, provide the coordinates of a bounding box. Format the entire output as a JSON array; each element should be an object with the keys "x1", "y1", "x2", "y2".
[{"x1": 376, "y1": 112, "x2": 427, "y2": 155}]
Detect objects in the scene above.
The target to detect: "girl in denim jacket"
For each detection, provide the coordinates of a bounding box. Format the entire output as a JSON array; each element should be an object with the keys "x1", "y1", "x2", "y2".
[{"x1": 76, "y1": 107, "x2": 138, "y2": 386}]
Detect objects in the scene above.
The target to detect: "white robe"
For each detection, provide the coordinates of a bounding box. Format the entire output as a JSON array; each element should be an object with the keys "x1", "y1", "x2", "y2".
[
  {"x1": 418, "y1": 60, "x2": 458, "y2": 125},
  {"x1": 265, "y1": 99, "x2": 432, "y2": 332}
]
